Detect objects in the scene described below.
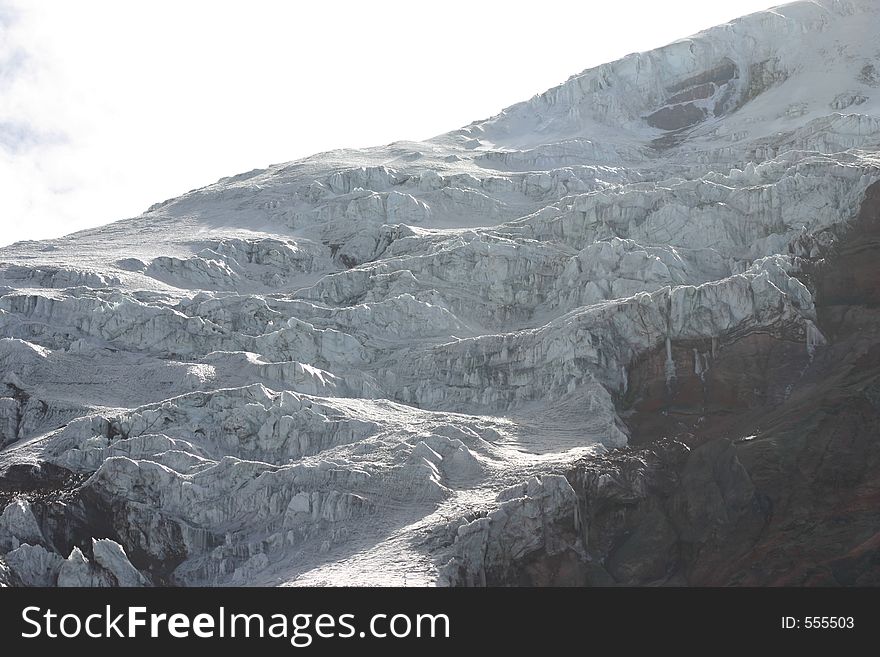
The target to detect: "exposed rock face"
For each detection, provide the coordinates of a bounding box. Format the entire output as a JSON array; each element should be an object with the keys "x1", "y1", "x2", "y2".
[
  {"x1": 2, "y1": 0, "x2": 880, "y2": 586},
  {"x1": 439, "y1": 181, "x2": 880, "y2": 586}
]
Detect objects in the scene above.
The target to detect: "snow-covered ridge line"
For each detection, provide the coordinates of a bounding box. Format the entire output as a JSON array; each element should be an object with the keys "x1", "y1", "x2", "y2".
[
  {"x1": 466, "y1": 0, "x2": 880, "y2": 145},
  {"x1": 2, "y1": 0, "x2": 879, "y2": 586}
]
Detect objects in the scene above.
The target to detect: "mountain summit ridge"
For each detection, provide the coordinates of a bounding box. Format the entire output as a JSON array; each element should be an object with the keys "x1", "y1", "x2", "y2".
[
  {"x1": 1, "y1": 1, "x2": 879, "y2": 586},
  {"x1": 467, "y1": 0, "x2": 880, "y2": 146}
]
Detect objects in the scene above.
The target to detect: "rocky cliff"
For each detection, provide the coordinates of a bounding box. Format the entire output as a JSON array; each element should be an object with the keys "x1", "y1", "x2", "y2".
[{"x1": 1, "y1": 0, "x2": 879, "y2": 586}]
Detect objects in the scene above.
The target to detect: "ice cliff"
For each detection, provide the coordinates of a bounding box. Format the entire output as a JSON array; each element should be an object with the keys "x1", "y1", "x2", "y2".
[{"x1": 2, "y1": 0, "x2": 880, "y2": 586}]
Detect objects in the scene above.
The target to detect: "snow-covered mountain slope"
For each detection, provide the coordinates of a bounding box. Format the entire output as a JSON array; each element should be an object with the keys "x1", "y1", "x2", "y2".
[{"x1": 2, "y1": 0, "x2": 880, "y2": 586}]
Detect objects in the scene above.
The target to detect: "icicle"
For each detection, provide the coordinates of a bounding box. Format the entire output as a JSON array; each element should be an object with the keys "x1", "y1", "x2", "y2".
[
  {"x1": 693, "y1": 348, "x2": 704, "y2": 381},
  {"x1": 805, "y1": 320, "x2": 827, "y2": 358},
  {"x1": 664, "y1": 336, "x2": 676, "y2": 386},
  {"x1": 693, "y1": 349, "x2": 710, "y2": 381}
]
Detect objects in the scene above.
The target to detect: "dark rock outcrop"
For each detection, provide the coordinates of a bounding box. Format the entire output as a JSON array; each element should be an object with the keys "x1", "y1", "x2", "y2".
[
  {"x1": 579, "y1": 182, "x2": 880, "y2": 585},
  {"x1": 442, "y1": 181, "x2": 880, "y2": 586},
  {"x1": 0, "y1": 461, "x2": 161, "y2": 586}
]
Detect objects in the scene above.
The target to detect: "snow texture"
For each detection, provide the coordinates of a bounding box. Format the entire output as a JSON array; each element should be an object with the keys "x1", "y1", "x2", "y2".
[{"x1": 1, "y1": 0, "x2": 880, "y2": 585}]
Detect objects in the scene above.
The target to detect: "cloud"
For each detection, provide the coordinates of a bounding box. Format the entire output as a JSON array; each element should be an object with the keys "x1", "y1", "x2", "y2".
[
  {"x1": 0, "y1": 3, "x2": 27, "y2": 89},
  {"x1": 0, "y1": 120, "x2": 64, "y2": 153},
  {"x1": 0, "y1": 1, "x2": 77, "y2": 245},
  {"x1": 0, "y1": 1, "x2": 16, "y2": 28},
  {"x1": 0, "y1": 48, "x2": 27, "y2": 88}
]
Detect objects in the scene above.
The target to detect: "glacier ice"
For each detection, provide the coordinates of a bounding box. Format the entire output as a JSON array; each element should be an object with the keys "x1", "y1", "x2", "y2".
[{"x1": 1, "y1": 0, "x2": 880, "y2": 586}]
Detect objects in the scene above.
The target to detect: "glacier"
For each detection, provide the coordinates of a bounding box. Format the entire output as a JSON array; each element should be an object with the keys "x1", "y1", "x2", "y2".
[{"x1": 2, "y1": 0, "x2": 880, "y2": 586}]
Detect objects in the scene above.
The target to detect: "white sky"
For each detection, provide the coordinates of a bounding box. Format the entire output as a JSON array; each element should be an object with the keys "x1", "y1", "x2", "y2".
[{"x1": 0, "y1": 0, "x2": 779, "y2": 247}]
